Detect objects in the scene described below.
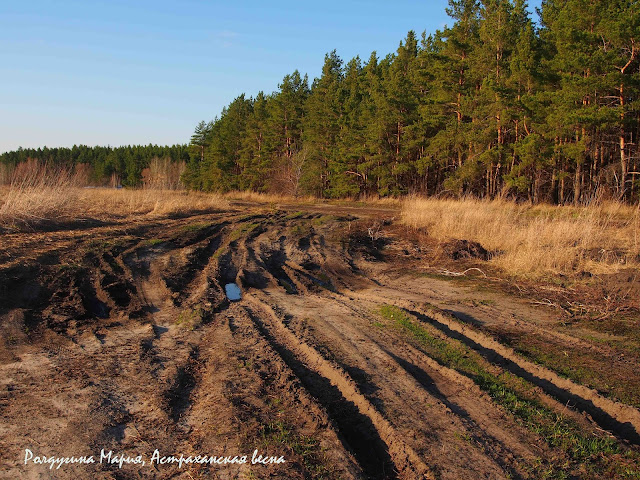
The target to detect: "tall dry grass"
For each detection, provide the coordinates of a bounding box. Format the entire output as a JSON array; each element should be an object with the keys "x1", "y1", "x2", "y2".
[
  {"x1": 401, "y1": 197, "x2": 640, "y2": 278},
  {"x1": 0, "y1": 160, "x2": 229, "y2": 230},
  {"x1": 0, "y1": 160, "x2": 80, "y2": 229},
  {"x1": 78, "y1": 188, "x2": 229, "y2": 217}
]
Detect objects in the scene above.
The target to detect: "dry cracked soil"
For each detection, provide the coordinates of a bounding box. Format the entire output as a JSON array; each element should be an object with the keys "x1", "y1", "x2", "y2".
[{"x1": 1, "y1": 202, "x2": 639, "y2": 479}]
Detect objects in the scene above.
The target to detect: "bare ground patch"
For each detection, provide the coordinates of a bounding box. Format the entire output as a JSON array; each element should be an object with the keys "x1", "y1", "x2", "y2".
[{"x1": 1, "y1": 203, "x2": 639, "y2": 479}]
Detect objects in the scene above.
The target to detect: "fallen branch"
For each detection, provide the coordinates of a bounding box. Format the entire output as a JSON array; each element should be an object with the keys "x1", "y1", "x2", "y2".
[
  {"x1": 531, "y1": 298, "x2": 558, "y2": 308},
  {"x1": 531, "y1": 298, "x2": 577, "y2": 316},
  {"x1": 439, "y1": 267, "x2": 487, "y2": 278}
]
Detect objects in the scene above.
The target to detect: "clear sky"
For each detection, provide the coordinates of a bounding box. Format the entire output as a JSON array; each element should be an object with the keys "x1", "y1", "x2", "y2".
[{"x1": 0, "y1": 0, "x2": 542, "y2": 153}]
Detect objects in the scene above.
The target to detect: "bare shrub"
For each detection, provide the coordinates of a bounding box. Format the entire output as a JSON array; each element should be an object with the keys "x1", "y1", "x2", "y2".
[
  {"x1": 141, "y1": 157, "x2": 186, "y2": 190},
  {"x1": 270, "y1": 149, "x2": 307, "y2": 197},
  {"x1": 0, "y1": 159, "x2": 78, "y2": 229},
  {"x1": 73, "y1": 163, "x2": 93, "y2": 186}
]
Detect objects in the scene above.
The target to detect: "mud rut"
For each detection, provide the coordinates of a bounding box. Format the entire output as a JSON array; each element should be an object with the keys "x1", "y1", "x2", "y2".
[{"x1": 1, "y1": 210, "x2": 639, "y2": 479}]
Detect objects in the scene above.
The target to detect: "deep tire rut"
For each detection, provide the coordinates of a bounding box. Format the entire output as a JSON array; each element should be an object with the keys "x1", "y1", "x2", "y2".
[
  {"x1": 3, "y1": 209, "x2": 640, "y2": 479},
  {"x1": 242, "y1": 294, "x2": 434, "y2": 480},
  {"x1": 395, "y1": 298, "x2": 640, "y2": 444}
]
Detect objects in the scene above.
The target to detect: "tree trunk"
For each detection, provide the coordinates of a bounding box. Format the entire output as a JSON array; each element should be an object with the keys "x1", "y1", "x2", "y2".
[
  {"x1": 619, "y1": 82, "x2": 627, "y2": 199},
  {"x1": 574, "y1": 132, "x2": 582, "y2": 205}
]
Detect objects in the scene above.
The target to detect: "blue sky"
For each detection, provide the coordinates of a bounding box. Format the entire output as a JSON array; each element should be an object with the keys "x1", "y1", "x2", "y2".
[{"x1": 0, "y1": 0, "x2": 542, "y2": 153}]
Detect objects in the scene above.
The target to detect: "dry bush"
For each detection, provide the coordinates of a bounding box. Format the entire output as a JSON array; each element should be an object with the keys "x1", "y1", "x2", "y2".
[
  {"x1": 73, "y1": 163, "x2": 94, "y2": 186},
  {"x1": 401, "y1": 197, "x2": 640, "y2": 278},
  {"x1": 0, "y1": 159, "x2": 79, "y2": 229},
  {"x1": 141, "y1": 157, "x2": 186, "y2": 190},
  {"x1": 269, "y1": 150, "x2": 307, "y2": 197}
]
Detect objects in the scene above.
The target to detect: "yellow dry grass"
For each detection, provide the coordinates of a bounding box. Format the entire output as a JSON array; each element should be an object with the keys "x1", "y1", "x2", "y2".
[
  {"x1": 401, "y1": 197, "x2": 640, "y2": 278},
  {"x1": 223, "y1": 190, "x2": 316, "y2": 204},
  {"x1": 0, "y1": 162, "x2": 78, "y2": 229},
  {"x1": 223, "y1": 190, "x2": 400, "y2": 206},
  {"x1": 78, "y1": 188, "x2": 229, "y2": 217},
  {"x1": 0, "y1": 182, "x2": 228, "y2": 230},
  {"x1": 332, "y1": 194, "x2": 401, "y2": 206}
]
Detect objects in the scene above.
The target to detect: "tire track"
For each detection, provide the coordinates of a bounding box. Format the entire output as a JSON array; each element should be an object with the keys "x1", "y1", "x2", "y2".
[
  {"x1": 4, "y1": 208, "x2": 640, "y2": 479},
  {"x1": 267, "y1": 288, "x2": 545, "y2": 479},
  {"x1": 242, "y1": 294, "x2": 434, "y2": 480},
  {"x1": 357, "y1": 291, "x2": 640, "y2": 445}
]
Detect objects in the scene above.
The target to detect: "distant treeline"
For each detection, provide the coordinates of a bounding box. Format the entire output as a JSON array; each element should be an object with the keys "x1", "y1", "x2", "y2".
[
  {"x1": 0, "y1": 145, "x2": 189, "y2": 187},
  {"x1": 2, "y1": 1, "x2": 638, "y2": 203},
  {"x1": 183, "y1": 0, "x2": 640, "y2": 203}
]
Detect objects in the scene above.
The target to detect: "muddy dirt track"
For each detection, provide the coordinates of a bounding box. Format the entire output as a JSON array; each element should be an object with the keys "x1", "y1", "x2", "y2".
[{"x1": 1, "y1": 205, "x2": 639, "y2": 479}]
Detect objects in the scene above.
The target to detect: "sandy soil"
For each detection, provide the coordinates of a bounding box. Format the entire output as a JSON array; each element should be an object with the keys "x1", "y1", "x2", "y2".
[{"x1": 1, "y1": 204, "x2": 639, "y2": 479}]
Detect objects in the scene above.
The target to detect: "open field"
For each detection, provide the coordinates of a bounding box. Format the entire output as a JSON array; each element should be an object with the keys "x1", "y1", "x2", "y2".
[{"x1": 1, "y1": 193, "x2": 639, "y2": 479}]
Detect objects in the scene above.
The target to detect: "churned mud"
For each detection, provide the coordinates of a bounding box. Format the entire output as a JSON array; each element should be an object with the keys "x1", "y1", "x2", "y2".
[{"x1": 1, "y1": 203, "x2": 639, "y2": 479}]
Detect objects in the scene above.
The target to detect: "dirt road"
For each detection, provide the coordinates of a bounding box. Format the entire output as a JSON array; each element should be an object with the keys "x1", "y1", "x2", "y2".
[{"x1": 1, "y1": 206, "x2": 639, "y2": 479}]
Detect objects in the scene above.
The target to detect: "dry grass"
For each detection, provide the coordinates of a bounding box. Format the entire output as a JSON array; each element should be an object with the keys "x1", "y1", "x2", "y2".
[
  {"x1": 0, "y1": 166, "x2": 228, "y2": 231},
  {"x1": 401, "y1": 197, "x2": 640, "y2": 278},
  {"x1": 223, "y1": 190, "x2": 317, "y2": 204},
  {"x1": 223, "y1": 190, "x2": 401, "y2": 207},
  {"x1": 331, "y1": 194, "x2": 401, "y2": 206},
  {"x1": 78, "y1": 188, "x2": 229, "y2": 218},
  {"x1": 0, "y1": 161, "x2": 79, "y2": 229}
]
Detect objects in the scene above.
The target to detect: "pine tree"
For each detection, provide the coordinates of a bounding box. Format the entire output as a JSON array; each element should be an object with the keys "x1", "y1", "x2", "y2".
[
  {"x1": 383, "y1": 31, "x2": 420, "y2": 194},
  {"x1": 304, "y1": 51, "x2": 344, "y2": 196},
  {"x1": 190, "y1": 120, "x2": 212, "y2": 162},
  {"x1": 239, "y1": 92, "x2": 274, "y2": 191},
  {"x1": 268, "y1": 71, "x2": 309, "y2": 161},
  {"x1": 332, "y1": 56, "x2": 366, "y2": 197}
]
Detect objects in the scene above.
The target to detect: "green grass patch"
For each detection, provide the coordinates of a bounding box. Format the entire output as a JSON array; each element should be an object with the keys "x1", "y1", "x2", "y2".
[
  {"x1": 256, "y1": 420, "x2": 333, "y2": 479},
  {"x1": 84, "y1": 237, "x2": 133, "y2": 255},
  {"x1": 473, "y1": 298, "x2": 496, "y2": 307},
  {"x1": 508, "y1": 336, "x2": 640, "y2": 410},
  {"x1": 311, "y1": 215, "x2": 334, "y2": 226},
  {"x1": 290, "y1": 223, "x2": 312, "y2": 237},
  {"x1": 279, "y1": 279, "x2": 296, "y2": 294},
  {"x1": 55, "y1": 262, "x2": 84, "y2": 273},
  {"x1": 180, "y1": 222, "x2": 213, "y2": 233},
  {"x1": 285, "y1": 211, "x2": 305, "y2": 220},
  {"x1": 175, "y1": 307, "x2": 203, "y2": 330},
  {"x1": 145, "y1": 238, "x2": 164, "y2": 246},
  {"x1": 376, "y1": 304, "x2": 639, "y2": 479},
  {"x1": 229, "y1": 222, "x2": 259, "y2": 241}
]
